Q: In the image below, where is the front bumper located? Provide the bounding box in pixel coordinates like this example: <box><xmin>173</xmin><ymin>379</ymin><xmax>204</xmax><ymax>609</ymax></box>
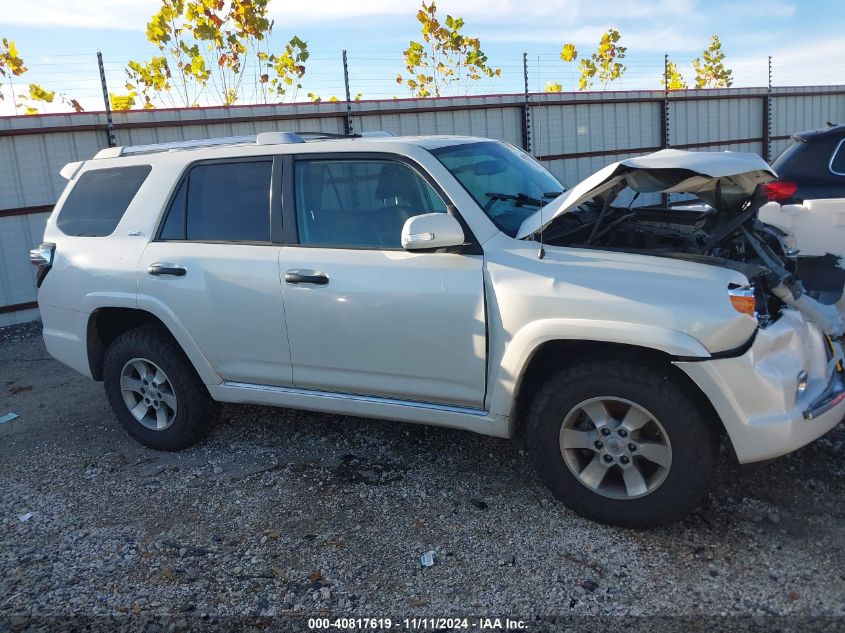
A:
<box><xmin>676</xmin><ymin>310</ymin><xmax>845</xmax><ymax>463</ymax></box>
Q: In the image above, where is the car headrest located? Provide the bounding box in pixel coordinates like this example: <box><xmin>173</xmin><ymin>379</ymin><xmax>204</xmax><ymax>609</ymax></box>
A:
<box><xmin>375</xmin><ymin>163</ymin><xmax>418</xmax><ymax>200</ymax></box>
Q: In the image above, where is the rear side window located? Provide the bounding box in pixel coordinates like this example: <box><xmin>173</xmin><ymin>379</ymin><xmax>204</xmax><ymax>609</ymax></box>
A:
<box><xmin>771</xmin><ymin>140</ymin><xmax>803</xmax><ymax>170</ymax></box>
<box><xmin>57</xmin><ymin>165</ymin><xmax>151</xmax><ymax>237</ymax></box>
<box><xmin>159</xmin><ymin>160</ymin><xmax>272</xmax><ymax>242</ymax></box>
<box><xmin>831</xmin><ymin>140</ymin><xmax>845</xmax><ymax>175</ymax></box>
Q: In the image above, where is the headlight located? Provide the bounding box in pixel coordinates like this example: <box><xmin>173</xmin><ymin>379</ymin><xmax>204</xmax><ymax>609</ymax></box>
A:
<box><xmin>728</xmin><ymin>285</ymin><xmax>756</xmax><ymax>317</ymax></box>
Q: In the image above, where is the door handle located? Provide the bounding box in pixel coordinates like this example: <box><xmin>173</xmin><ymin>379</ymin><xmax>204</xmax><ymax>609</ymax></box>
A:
<box><xmin>285</xmin><ymin>269</ymin><xmax>329</xmax><ymax>285</ymax></box>
<box><xmin>148</xmin><ymin>263</ymin><xmax>187</xmax><ymax>277</ymax></box>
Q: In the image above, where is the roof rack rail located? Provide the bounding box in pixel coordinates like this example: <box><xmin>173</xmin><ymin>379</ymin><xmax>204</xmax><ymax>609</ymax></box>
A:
<box><xmin>92</xmin><ymin>129</ymin><xmax>394</xmax><ymax>159</ymax></box>
<box><xmin>295</xmin><ymin>130</ymin><xmax>394</xmax><ymax>139</ymax></box>
<box><xmin>296</xmin><ymin>131</ymin><xmax>351</xmax><ymax>139</ymax></box>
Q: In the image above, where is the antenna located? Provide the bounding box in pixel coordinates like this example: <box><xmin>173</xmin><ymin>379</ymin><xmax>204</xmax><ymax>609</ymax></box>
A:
<box><xmin>536</xmin><ymin>55</ymin><xmax>545</xmax><ymax>260</ymax></box>
<box><xmin>537</xmin><ymin>198</ymin><xmax>546</xmax><ymax>259</ymax></box>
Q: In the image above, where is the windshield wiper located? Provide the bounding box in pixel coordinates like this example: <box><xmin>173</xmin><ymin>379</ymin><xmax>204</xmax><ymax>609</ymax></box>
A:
<box><xmin>485</xmin><ymin>191</ymin><xmax>562</xmax><ymax>207</ymax></box>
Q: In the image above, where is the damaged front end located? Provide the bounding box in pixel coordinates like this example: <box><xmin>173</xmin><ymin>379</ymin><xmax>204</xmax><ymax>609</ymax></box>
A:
<box><xmin>518</xmin><ymin>149</ymin><xmax>845</xmax><ymax>338</ymax></box>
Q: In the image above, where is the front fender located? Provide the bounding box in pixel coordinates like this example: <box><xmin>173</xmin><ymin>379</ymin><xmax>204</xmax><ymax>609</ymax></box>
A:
<box><xmin>487</xmin><ymin>318</ymin><xmax>711</xmax><ymax>420</ymax></box>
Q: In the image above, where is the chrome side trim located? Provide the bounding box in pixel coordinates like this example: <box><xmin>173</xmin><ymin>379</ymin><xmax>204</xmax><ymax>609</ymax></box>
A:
<box><xmin>803</xmin><ymin>369</ymin><xmax>845</xmax><ymax>420</ymax></box>
<box><xmin>221</xmin><ymin>381</ymin><xmax>489</xmax><ymax>417</ymax></box>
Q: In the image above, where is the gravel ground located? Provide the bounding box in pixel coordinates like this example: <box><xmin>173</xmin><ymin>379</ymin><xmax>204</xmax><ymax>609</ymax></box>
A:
<box><xmin>1</xmin><ymin>320</ymin><xmax>844</xmax><ymax>631</ymax></box>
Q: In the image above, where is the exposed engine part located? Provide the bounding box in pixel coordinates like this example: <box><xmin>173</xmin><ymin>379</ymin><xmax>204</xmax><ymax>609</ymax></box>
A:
<box><xmin>770</xmin><ymin>283</ymin><xmax>844</xmax><ymax>337</ymax></box>
<box><xmin>544</xmin><ymin>186</ymin><xmax>845</xmax><ymax>331</ymax></box>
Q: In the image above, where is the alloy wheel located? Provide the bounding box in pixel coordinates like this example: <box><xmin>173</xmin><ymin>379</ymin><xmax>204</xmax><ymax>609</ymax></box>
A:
<box><xmin>559</xmin><ymin>396</ymin><xmax>672</xmax><ymax>500</ymax></box>
<box><xmin>119</xmin><ymin>358</ymin><xmax>178</xmax><ymax>431</ymax></box>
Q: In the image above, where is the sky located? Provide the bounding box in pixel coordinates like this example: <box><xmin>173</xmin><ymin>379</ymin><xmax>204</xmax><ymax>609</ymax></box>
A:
<box><xmin>0</xmin><ymin>0</ymin><xmax>843</xmax><ymax>114</ymax></box>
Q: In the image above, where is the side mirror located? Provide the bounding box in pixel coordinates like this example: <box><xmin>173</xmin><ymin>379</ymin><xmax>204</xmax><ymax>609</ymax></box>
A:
<box><xmin>401</xmin><ymin>213</ymin><xmax>465</xmax><ymax>251</ymax></box>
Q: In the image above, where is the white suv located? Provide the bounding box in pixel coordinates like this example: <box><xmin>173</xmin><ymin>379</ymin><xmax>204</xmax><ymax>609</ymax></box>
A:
<box><xmin>31</xmin><ymin>132</ymin><xmax>845</xmax><ymax>527</ymax></box>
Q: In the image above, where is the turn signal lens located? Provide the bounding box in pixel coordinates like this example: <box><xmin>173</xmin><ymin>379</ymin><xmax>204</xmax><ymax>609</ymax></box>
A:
<box><xmin>728</xmin><ymin>286</ymin><xmax>756</xmax><ymax>317</ymax></box>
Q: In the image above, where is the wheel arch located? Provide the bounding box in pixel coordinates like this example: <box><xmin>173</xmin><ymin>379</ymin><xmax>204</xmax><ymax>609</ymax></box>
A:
<box><xmin>86</xmin><ymin>306</ymin><xmax>220</xmax><ymax>385</ymax></box>
<box><xmin>502</xmin><ymin>338</ymin><xmax>726</xmax><ymax>442</ymax></box>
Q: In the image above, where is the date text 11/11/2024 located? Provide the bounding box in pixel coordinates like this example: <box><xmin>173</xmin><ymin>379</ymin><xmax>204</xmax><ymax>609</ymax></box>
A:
<box><xmin>307</xmin><ymin>618</ymin><xmax>528</xmax><ymax>630</ymax></box>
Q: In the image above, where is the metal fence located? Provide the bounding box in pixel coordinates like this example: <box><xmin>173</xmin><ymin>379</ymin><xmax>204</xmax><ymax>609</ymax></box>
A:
<box><xmin>1</xmin><ymin>84</ymin><xmax>844</xmax><ymax>325</ymax></box>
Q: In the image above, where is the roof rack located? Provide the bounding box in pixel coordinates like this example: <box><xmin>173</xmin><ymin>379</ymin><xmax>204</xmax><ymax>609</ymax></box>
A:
<box><xmin>92</xmin><ymin>130</ymin><xmax>394</xmax><ymax>159</ymax></box>
<box><xmin>295</xmin><ymin>131</ymin><xmax>394</xmax><ymax>139</ymax></box>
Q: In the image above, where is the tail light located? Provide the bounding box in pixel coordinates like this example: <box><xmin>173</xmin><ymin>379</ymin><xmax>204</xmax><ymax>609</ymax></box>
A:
<box><xmin>29</xmin><ymin>242</ymin><xmax>55</xmax><ymax>288</ymax></box>
<box><xmin>762</xmin><ymin>181</ymin><xmax>798</xmax><ymax>201</ymax></box>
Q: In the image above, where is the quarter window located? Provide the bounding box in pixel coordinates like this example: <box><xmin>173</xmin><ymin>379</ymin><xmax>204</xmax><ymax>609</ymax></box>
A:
<box><xmin>57</xmin><ymin>165</ymin><xmax>151</xmax><ymax>237</ymax></box>
<box><xmin>160</xmin><ymin>160</ymin><xmax>272</xmax><ymax>242</ymax></box>
<box><xmin>294</xmin><ymin>159</ymin><xmax>446</xmax><ymax>248</ymax></box>
<box><xmin>159</xmin><ymin>179</ymin><xmax>187</xmax><ymax>240</ymax></box>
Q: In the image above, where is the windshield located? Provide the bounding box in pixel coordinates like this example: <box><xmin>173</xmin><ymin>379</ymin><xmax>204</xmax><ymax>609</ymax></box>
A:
<box><xmin>430</xmin><ymin>141</ymin><xmax>564</xmax><ymax>237</ymax></box>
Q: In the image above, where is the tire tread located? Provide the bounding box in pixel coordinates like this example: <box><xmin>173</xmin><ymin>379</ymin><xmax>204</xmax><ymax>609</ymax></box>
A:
<box><xmin>525</xmin><ymin>354</ymin><xmax>719</xmax><ymax>528</ymax></box>
<box><xmin>102</xmin><ymin>324</ymin><xmax>216</xmax><ymax>451</ymax></box>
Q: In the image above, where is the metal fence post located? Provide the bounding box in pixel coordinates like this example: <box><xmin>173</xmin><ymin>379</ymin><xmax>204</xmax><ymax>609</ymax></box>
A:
<box><xmin>763</xmin><ymin>55</ymin><xmax>773</xmax><ymax>162</ymax></box>
<box><xmin>97</xmin><ymin>51</ymin><xmax>116</xmax><ymax>147</ymax></box>
<box><xmin>662</xmin><ymin>53</ymin><xmax>670</xmax><ymax>149</ymax></box>
<box><xmin>522</xmin><ymin>52</ymin><xmax>532</xmax><ymax>154</ymax></box>
<box><xmin>342</xmin><ymin>49</ymin><xmax>353</xmax><ymax>136</ymax></box>
<box><xmin>661</xmin><ymin>53</ymin><xmax>670</xmax><ymax>206</ymax></box>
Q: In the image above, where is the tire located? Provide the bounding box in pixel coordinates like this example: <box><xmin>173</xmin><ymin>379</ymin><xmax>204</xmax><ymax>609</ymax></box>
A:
<box><xmin>102</xmin><ymin>324</ymin><xmax>217</xmax><ymax>451</ymax></box>
<box><xmin>525</xmin><ymin>355</ymin><xmax>719</xmax><ymax>528</ymax></box>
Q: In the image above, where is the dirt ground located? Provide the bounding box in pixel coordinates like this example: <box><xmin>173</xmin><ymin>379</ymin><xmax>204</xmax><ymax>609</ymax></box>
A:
<box><xmin>1</xmin><ymin>321</ymin><xmax>844</xmax><ymax>632</ymax></box>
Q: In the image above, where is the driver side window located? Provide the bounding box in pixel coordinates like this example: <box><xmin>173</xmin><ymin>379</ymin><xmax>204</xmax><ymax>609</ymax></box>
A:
<box><xmin>294</xmin><ymin>159</ymin><xmax>446</xmax><ymax>249</ymax></box>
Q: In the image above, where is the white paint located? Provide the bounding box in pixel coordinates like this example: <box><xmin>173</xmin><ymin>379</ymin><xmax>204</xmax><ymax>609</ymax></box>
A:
<box><xmin>760</xmin><ymin>199</ymin><xmax>845</xmax><ymax>258</ymax></box>
<box><xmin>32</xmin><ymin>134</ymin><xmax>845</xmax><ymax>464</ymax></box>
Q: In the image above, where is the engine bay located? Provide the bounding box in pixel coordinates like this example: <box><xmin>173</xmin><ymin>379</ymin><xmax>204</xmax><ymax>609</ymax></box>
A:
<box><xmin>543</xmin><ymin>189</ymin><xmax>845</xmax><ymax>331</ymax></box>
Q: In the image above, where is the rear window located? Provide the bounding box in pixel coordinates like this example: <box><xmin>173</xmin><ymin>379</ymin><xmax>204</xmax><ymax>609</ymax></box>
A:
<box><xmin>57</xmin><ymin>165</ymin><xmax>151</xmax><ymax>237</ymax></box>
<box><xmin>158</xmin><ymin>160</ymin><xmax>272</xmax><ymax>242</ymax></box>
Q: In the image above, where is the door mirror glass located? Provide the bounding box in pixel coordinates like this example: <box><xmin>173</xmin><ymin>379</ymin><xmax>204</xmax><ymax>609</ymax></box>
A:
<box><xmin>401</xmin><ymin>213</ymin><xmax>465</xmax><ymax>250</ymax></box>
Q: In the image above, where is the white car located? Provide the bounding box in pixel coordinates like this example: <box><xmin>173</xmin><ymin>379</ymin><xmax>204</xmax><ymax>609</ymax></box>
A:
<box><xmin>30</xmin><ymin>133</ymin><xmax>845</xmax><ymax>528</ymax></box>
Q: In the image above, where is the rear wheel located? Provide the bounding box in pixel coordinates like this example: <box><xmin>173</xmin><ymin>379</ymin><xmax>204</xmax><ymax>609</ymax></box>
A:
<box><xmin>525</xmin><ymin>356</ymin><xmax>719</xmax><ymax>527</ymax></box>
<box><xmin>103</xmin><ymin>325</ymin><xmax>217</xmax><ymax>451</ymax></box>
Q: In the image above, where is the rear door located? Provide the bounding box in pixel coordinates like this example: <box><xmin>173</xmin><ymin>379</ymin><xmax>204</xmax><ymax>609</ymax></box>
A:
<box><xmin>137</xmin><ymin>157</ymin><xmax>293</xmax><ymax>387</ymax></box>
<box><xmin>279</xmin><ymin>154</ymin><xmax>487</xmax><ymax>408</ymax></box>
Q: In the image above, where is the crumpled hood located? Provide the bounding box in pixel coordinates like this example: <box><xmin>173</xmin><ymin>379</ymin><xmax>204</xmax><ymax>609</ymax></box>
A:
<box><xmin>517</xmin><ymin>149</ymin><xmax>777</xmax><ymax>239</ymax></box>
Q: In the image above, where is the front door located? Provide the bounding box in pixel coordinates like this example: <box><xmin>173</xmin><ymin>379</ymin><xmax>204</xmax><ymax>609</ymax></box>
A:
<box><xmin>279</xmin><ymin>156</ymin><xmax>486</xmax><ymax>408</ymax></box>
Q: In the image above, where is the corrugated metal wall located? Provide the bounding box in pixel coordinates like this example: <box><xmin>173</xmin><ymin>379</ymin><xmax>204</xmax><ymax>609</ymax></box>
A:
<box><xmin>1</xmin><ymin>86</ymin><xmax>843</xmax><ymax>325</ymax></box>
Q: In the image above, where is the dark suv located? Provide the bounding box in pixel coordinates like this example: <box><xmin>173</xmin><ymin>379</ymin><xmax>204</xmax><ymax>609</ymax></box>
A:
<box><xmin>773</xmin><ymin>123</ymin><xmax>845</xmax><ymax>200</ymax></box>
<box><xmin>759</xmin><ymin>123</ymin><xmax>845</xmax><ymax>260</ymax></box>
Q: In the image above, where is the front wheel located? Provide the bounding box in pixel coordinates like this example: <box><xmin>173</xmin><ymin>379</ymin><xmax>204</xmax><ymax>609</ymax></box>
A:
<box><xmin>525</xmin><ymin>356</ymin><xmax>719</xmax><ymax>528</ymax></box>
